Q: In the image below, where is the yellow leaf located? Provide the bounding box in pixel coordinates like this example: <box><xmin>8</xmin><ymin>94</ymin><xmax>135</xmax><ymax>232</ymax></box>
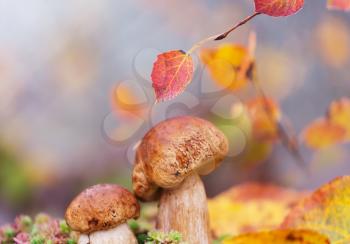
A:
<box><xmin>111</xmin><ymin>81</ymin><xmax>148</xmax><ymax>119</ymax></box>
<box><xmin>223</xmin><ymin>229</ymin><xmax>329</xmax><ymax>244</ymax></box>
<box><xmin>246</xmin><ymin>97</ymin><xmax>281</xmax><ymax>142</ymax></box>
<box><xmin>208</xmin><ymin>183</ymin><xmax>306</xmax><ymax>237</ymax></box>
<box><xmin>302</xmin><ymin>119</ymin><xmax>346</xmax><ymax>149</ymax></box>
<box><xmin>328</xmin><ymin>97</ymin><xmax>350</xmax><ymax>139</ymax></box>
<box><xmin>200</xmin><ymin>44</ymin><xmax>253</xmax><ymax>91</ymax></box>
<box><xmin>282</xmin><ymin>176</ymin><xmax>350</xmax><ymax>243</ymax></box>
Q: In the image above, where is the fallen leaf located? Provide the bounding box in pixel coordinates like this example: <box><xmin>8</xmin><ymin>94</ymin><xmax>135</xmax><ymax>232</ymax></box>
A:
<box><xmin>246</xmin><ymin>97</ymin><xmax>281</xmax><ymax>142</ymax></box>
<box><xmin>302</xmin><ymin>119</ymin><xmax>346</xmax><ymax>149</ymax></box>
<box><xmin>254</xmin><ymin>0</ymin><xmax>304</xmax><ymax>17</ymax></box>
<box><xmin>151</xmin><ymin>50</ymin><xmax>194</xmax><ymax>102</ymax></box>
<box><xmin>208</xmin><ymin>183</ymin><xmax>307</xmax><ymax>237</ymax></box>
<box><xmin>223</xmin><ymin>229</ymin><xmax>329</xmax><ymax>244</ymax></box>
<box><xmin>200</xmin><ymin>44</ymin><xmax>254</xmax><ymax>91</ymax></box>
<box><xmin>328</xmin><ymin>0</ymin><xmax>350</xmax><ymax>10</ymax></box>
<box><xmin>328</xmin><ymin>98</ymin><xmax>350</xmax><ymax>139</ymax></box>
<box><xmin>281</xmin><ymin>175</ymin><xmax>350</xmax><ymax>243</ymax></box>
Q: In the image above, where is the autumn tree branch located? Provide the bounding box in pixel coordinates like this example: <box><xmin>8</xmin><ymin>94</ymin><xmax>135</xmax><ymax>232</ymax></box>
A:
<box><xmin>214</xmin><ymin>12</ymin><xmax>261</xmax><ymax>41</ymax></box>
<box><xmin>187</xmin><ymin>12</ymin><xmax>261</xmax><ymax>54</ymax></box>
<box><xmin>250</xmin><ymin>70</ymin><xmax>310</xmax><ymax>175</ymax></box>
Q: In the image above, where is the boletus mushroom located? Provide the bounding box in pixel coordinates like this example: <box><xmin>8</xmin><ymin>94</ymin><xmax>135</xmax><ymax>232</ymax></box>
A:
<box><xmin>132</xmin><ymin>116</ymin><xmax>228</xmax><ymax>244</ymax></box>
<box><xmin>65</xmin><ymin>184</ymin><xmax>139</xmax><ymax>244</ymax></box>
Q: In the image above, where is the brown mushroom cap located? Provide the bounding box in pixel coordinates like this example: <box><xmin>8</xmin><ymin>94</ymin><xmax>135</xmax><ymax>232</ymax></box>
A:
<box><xmin>65</xmin><ymin>184</ymin><xmax>140</xmax><ymax>233</ymax></box>
<box><xmin>132</xmin><ymin>116</ymin><xmax>228</xmax><ymax>201</ymax></box>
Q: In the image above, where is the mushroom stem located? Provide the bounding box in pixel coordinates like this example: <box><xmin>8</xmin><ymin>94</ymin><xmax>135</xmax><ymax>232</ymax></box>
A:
<box><xmin>78</xmin><ymin>223</ymin><xmax>137</xmax><ymax>244</ymax></box>
<box><xmin>156</xmin><ymin>173</ymin><xmax>210</xmax><ymax>244</ymax></box>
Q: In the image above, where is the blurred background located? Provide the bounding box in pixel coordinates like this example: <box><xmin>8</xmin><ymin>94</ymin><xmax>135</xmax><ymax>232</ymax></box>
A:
<box><xmin>0</xmin><ymin>0</ymin><xmax>350</xmax><ymax>223</ymax></box>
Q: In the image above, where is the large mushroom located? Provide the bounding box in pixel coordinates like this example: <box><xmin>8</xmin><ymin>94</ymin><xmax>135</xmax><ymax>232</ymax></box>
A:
<box><xmin>65</xmin><ymin>184</ymin><xmax>140</xmax><ymax>244</ymax></box>
<box><xmin>132</xmin><ymin>116</ymin><xmax>228</xmax><ymax>244</ymax></box>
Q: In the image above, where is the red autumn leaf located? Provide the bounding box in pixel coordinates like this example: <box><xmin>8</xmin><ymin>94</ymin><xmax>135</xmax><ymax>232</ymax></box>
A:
<box><xmin>151</xmin><ymin>50</ymin><xmax>194</xmax><ymax>102</ymax></box>
<box><xmin>254</xmin><ymin>0</ymin><xmax>304</xmax><ymax>17</ymax></box>
<box><xmin>328</xmin><ymin>0</ymin><xmax>350</xmax><ymax>10</ymax></box>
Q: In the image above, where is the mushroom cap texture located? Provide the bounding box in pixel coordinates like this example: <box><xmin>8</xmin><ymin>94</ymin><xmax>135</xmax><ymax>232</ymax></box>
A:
<box><xmin>65</xmin><ymin>184</ymin><xmax>140</xmax><ymax>233</ymax></box>
<box><xmin>132</xmin><ymin>116</ymin><xmax>229</xmax><ymax>201</ymax></box>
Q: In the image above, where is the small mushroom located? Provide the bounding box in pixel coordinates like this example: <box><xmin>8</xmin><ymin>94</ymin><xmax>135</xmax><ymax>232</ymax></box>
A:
<box><xmin>132</xmin><ymin>116</ymin><xmax>228</xmax><ymax>244</ymax></box>
<box><xmin>65</xmin><ymin>184</ymin><xmax>140</xmax><ymax>244</ymax></box>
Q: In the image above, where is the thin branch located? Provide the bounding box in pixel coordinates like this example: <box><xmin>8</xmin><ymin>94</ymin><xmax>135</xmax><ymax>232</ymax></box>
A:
<box><xmin>187</xmin><ymin>12</ymin><xmax>261</xmax><ymax>55</ymax></box>
<box><xmin>250</xmin><ymin>68</ymin><xmax>310</xmax><ymax>174</ymax></box>
<box><xmin>214</xmin><ymin>12</ymin><xmax>261</xmax><ymax>41</ymax></box>
<box><xmin>187</xmin><ymin>35</ymin><xmax>218</xmax><ymax>55</ymax></box>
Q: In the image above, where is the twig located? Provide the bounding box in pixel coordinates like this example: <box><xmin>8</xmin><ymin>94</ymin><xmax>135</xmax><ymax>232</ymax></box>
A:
<box><xmin>214</xmin><ymin>12</ymin><xmax>261</xmax><ymax>41</ymax></box>
<box><xmin>187</xmin><ymin>12</ymin><xmax>261</xmax><ymax>54</ymax></box>
<box><xmin>250</xmin><ymin>68</ymin><xmax>310</xmax><ymax>174</ymax></box>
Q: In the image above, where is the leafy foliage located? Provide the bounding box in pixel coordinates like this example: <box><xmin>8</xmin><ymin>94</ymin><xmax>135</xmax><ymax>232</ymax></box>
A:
<box><xmin>302</xmin><ymin>119</ymin><xmax>346</xmax><ymax>149</ymax></box>
<box><xmin>200</xmin><ymin>43</ymin><xmax>254</xmax><ymax>91</ymax></box>
<box><xmin>151</xmin><ymin>50</ymin><xmax>193</xmax><ymax>102</ymax></box>
<box><xmin>282</xmin><ymin>176</ymin><xmax>350</xmax><ymax>243</ymax></box>
<box><xmin>302</xmin><ymin>98</ymin><xmax>350</xmax><ymax>149</ymax></box>
<box><xmin>136</xmin><ymin>230</ymin><xmax>185</xmax><ymax>244</ymax></box>
<box><xmin>0</xmin><ymin>214</ymin><xmax>77</xmax><ymax>244</ymax></box>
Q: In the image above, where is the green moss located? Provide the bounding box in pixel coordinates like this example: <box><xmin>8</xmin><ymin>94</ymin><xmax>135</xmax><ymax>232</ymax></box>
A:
<box><xmin>0</xmin><ymin>214</ymin><xmax>78</xmax><ymax>244</ymax></box>
<box><xmin>59</xmin><ymin>220</ymin><xmax>71</xmax><ymax>234</ymax></box>
<box><xmin>137</xmin><ymin>230</ymin><xmax>185</xmax><ymax>244</ymax></box>
<box><xmin>4</xmin><ymin>227</ymin><xmax>16</xmax><ymax>239</ymax></box>
<box><xmin>66</xmin><ymin>239</ymin><xmax>77</xmax><ymax>244</ymax></box>
<box><xmin>30</xmin><ymin>236</ymin><xmax>45</xmax><ymax>244</ymax></box>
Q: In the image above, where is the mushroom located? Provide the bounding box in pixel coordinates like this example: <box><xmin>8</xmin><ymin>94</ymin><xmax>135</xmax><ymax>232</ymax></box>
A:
<box><xmin>132</xmin><ymin>116</ymin><xmax>228</xmax><ymax>244</ymax></box>
<box><xmin>65</xmin><ymin>184</ymin><xmax>140</xmax><ymax>244</ymax></box>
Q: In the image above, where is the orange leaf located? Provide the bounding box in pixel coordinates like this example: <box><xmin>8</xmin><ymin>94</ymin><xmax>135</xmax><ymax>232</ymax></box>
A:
<box><xmin>200</xmin><ymin>44</ymin><xmax>254</xmax><ymax>91</ymax></box>
<box><xmin>151</xmin><ymin>50</ymin><xmax>193</xmax><ymax>102</ymax></box>
<box><xmin>281</xmin><ymin>176</ymin><xmax>350</xmax><ymax>243</ymax></box>
<box><xmin>110</xmin><ymin>82</ymin><xmax>148</xmax><ymax>118</ymax></box>
<box><xmin>208</xmin><ymin>183</ymin><xmax>306</xmax><ymax>237</ymax></box>
<box><xmin>254</xmin><ymin>0</ymin><xmax>304</xmax><ymax>17</ymax></box>
<box><xmin>223</xmin><ymin>229</ymin><xmax>329</xmax><ymax>244</ymax></box>
<box><xmin>302</xmin><ymin>119</ymin><xmax>346</xmax><ymax>149</ymax></box>
<box><xmin>328</xmin><ymin>0</ymin><xmax>350</xmax><ymax>10</ymax></box>
<box><xmin>246</xmin><ymin>97</ymin><xmax>281</xmax><ymax>142</ymax></box>
<box><xmin>328</xmin><ymin>97</ymin><xmax>350</xmax><ymax>139</ymax></box>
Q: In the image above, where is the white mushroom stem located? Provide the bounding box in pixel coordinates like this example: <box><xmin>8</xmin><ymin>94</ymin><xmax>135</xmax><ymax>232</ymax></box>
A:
<box><xmin>78</xmin><ymin>223</ymin><xmax>137</xmax><ymax>244</ymax></box>
<box><xmin>156</xmin><ymin>173</ymin><xmax>211</xmax><ymax>244</ymax></box>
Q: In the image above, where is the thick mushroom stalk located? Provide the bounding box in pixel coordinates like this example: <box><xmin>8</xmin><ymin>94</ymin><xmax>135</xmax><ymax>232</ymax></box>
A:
<box><xmin>78</xmin><ymin>223</ymin><xmax>136</xmax><ymax>244</ymax></box>
<box><xmin>132</xmin><ymin>116</ymin><xmax>228</xmax><ymax>244</ymax></box>
<box><xmin>157</xmin><ymin>174</ymin><xmax>210</xmax><ymax>244</ymax></box>
<box><xmin>65</xmin><ymin>184</ymin><xmax>140</xmax><ymax>244</ymax></box>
